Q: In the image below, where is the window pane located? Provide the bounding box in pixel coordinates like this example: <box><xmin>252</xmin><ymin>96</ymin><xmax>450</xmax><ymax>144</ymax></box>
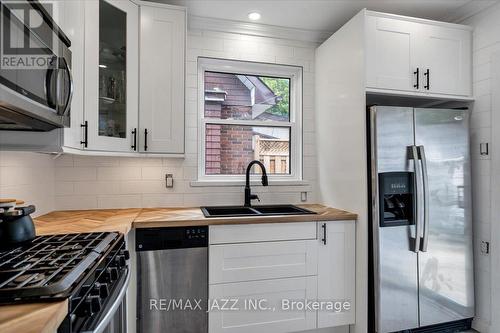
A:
<box><xmin>205</xmin><ymin>124</ymin><xmax>290</xmax><ymax>175</ymax></box>
<box><xmin>204</xmin><ymin>72</ymin><xmax>290</xmax><ymax>122</ymax></box>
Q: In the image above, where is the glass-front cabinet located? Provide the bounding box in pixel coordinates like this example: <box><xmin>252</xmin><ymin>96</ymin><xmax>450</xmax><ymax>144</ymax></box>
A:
<box><xmin>84</xmin><ymin>0</ymin><xmax>138</xmax><ymax>151</ymax></box>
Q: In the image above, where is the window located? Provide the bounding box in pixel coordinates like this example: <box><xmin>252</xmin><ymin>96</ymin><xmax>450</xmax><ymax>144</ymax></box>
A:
<box><xmin>198</xmin><ymin>58</ymin><xmax>303</xmax><ymax>182</ymax></box>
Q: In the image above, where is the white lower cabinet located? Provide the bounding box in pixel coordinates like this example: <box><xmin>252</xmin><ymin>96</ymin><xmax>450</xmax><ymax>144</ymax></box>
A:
<box><xmin>317</xmin><ymin>221</ymin><xmax>356</xmax><ymax>328</ymax></box>
<box><xmin>208</xmin><ymin>220</ymin><xmax>356</xmax><ymax>333</ymax></box>
<box><xmin>209</xmin><ymin>277</ymin><xmax>317</xmax><ymax>333</ymax></box>
<box><xmin>210</xmin><ymin>240</ymin><xmax>318</xmax><ymax>284</ymax></box>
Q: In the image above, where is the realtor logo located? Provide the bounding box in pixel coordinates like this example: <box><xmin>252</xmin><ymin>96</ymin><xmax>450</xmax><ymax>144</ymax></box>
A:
<box><xmin>0</xmin><ymin>1</ymin><xmax>56</xmax><ymax>69</ymax></box>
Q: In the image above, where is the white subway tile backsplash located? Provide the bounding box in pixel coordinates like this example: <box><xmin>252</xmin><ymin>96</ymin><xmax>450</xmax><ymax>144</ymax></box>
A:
<box><xmin>142</xmin><ymin>194</ymin><xmax>184</xmax><ymax>208</ymax></box>
<box><xmin>56</xmin><ymin>195</ymin><xmax>97</xmax><ymax>210</ymax></box>
<box><xmin>97</xmin><ymin>195</ymin><xmax>142</xmax><ymax>209</ymax></box>
<box><xmin>55</xmin><ymin>182</ymin><xmax>74</xmax><ymax>196</ymax></box>
<box><xmin>74</xmin><ymin>181</ymin><xmax>121</xmax><ymax>195</ymax></box>
<box><xmin>97</xmin><ymin>167</ymin><xmax>141</xmax><ymax>181</ymax></box>
<box><xmin>46</xmin><ymin>28</ymin><xmax>318</xmax><ymax>212</ymax></box>
<box><xmin>56</xmin><ymin>167</ymin><xmax>97</xmax><ymax>181</ymax></box>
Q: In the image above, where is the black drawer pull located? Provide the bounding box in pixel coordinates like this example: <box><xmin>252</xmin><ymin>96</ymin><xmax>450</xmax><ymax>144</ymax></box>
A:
<box><xmin>413</xmin><ymin>68</ymin><xmax>419</xmax><ymax>89</ymax></box>
<box><xmin>131</xmin><ymin>128</ymin><xmax>137</xmax><ymax>151</ymax></box>
<box><xmin>424</xmin><ymin>69</ymin><xmax>430</xmax><ymax>90</ymax></box>
<box><xmin>80</xmin><ymin>121</ymin><xmax>88</xmax><ymax>148</ymax></box>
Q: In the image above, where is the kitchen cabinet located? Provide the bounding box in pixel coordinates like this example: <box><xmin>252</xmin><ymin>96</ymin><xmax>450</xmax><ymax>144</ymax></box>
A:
<box><xmin>1</xmin><ymin>0</ymin><xmax>186</xmax><ymax>155</ymax></box>
<box><xmin>365</xmin><ymin>12</ymin><xmax>472</xmax><ymax>97</ymax></box>
<box><xmin>84</xmin><ymin>0</ymin><xmax>139</xmax><ymax>152</ymax></box>
<box><xmin>209</xmin><ymin>277</ymin><xmax>317</xmax><ymax>333</ymax></box>
<box><xmin>365</xmin><ymin>16</ymin><xmax>421</xmax><ymax>92</ymax></box>
<box><xmin>139</xmin><ymin>4</ymin><xmax>186</xmax><ymax>153</ymax></box>
<box><xmin>420</xmin><ymin>25</ymin><xmax>471</xmax><ymax>96</ymax></box>
<box><xmin>317</xmin><ymin>221</ymin><xmax>356</xmax><ymax>328</ymax></box>
<box><xmin>209</xmin><ymin>240</ymin><xmax>318</xmax><ymax>284</ymax></box>
<box><xmin>208</xmin><ymin>221</ymin><xmax>356</xmax><ymax>333</ymax></box>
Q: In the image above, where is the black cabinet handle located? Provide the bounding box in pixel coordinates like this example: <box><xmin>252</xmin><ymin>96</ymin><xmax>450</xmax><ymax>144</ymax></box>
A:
<box><xmin>321</xmin><ymin>223</ymin><xmax>327</xmax><ymax>245</ymax></box>
<box><xmin>413</xmin><ymin>68</ymin><xmax>419</xmax><ymax>89</ymax></box>
<box><xmin>144</xmin><ymin>128</ymin><xmax>148</xmax><ymax>151</ymax></box>
<box><xmin>424</xmin><ymin>69</ymin><xmax>430</xmax><ymax>90</ymax></box>
<box><xmin>80</xmin><ymin>121</ymin><xmax>88</xmax><ymax>148</ymax></box>
<box><xmin>131</xmin><ymin>128</ymin><xmax>137</xmax><ymax>151</ymax></box>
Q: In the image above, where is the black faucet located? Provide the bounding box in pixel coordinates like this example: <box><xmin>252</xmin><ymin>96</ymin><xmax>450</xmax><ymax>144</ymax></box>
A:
<box><xmin>244</xmin><ymin>160</ymin><xmax>269</xmax><ymax>207</ymax></box>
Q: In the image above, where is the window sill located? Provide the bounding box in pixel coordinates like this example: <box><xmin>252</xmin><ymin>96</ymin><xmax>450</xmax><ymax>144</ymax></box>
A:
<box><xmin>190</xmin><ymin>180</ymin><xmax>310</xmax><ymax>187</ymax></box>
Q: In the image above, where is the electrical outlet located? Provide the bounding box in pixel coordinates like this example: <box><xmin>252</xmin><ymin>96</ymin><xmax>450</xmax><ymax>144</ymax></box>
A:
<box><xmin>301</xmin><ymin>192</ymin><xmax>308</xmax><ymax>202</ymax></box>
<box><xmin>480</xmin><ymin>241</ymin><xmax>490</xmax><ymax>255</ymax></box>
<box><xmin>165</xmin><ymin>174</ymin><xmax>174</xmax><ymax>188</ymax></box>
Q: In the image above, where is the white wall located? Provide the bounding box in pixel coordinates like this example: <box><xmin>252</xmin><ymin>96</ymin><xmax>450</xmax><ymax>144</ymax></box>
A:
<box><xmin>0</xmin><ymin>152</ymin><xmax>55</xmax><ymax>217</ymax></box>
<box><xmin>315</xmin><ymin>11</ymin><xmax>367</xmax><ymax>333</ymax></box>
<box><xmin>461</xmin><ymin>3</ymin><xmax>500</xmax><ymax>332</ymax></box>
<box><xmin>53</xmin><ymin>29</ymin><xmax>319</xmax><ymax>210</ymax></box>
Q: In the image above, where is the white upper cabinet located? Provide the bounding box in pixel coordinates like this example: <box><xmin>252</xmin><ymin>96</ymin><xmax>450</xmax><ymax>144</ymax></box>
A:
<box><xmin>420</xmin><ymin>25</ymin><xmax>471</xmax><ymax>96</ymax></box>
<box><xmin>366</xmin><ymin>15</ymin><xmax>421</xmax><ymax>92</ymax></box>
<box><xmin>365</xmin><ymin>11</ymin><xmax>472</xmax><ymax>97</ymax></box>
<box><xmin>139</xmin><ymin>4</ymin><xmax>186</xmax><ymax>154</ymax></box>
<box><xmin>84</xmin><ymin>0</ymin><xmax>139</xmax><ymax>152</ymax></box>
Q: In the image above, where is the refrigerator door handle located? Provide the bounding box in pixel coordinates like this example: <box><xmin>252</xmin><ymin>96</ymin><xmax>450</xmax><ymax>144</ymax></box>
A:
<box><xmin>410</xmin><ymin>145</ymin><xmax>422</xmax><ymax>253</ymax></box>
<box><xmin>418</xmin><ymin>145</ymin><xmax>430</xmax><ymax>252</ymax></box>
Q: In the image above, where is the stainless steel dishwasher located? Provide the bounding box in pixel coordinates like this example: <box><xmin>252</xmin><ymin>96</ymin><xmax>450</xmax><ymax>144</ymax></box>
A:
<box><xmin>136</xmin><ymin>226</ymin><xmax>208</xmax><ymax>333</ymax></box>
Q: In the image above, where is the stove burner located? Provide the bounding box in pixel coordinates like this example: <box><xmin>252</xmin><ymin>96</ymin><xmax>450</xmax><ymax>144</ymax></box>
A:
<box><xmin>60</xmin><ymin>244</ymin><xmax>83</xmax><ymax>251</ymax></box>
<box><xmin>14</xmin><ymin>273</ymin><xmax>46</xmax><ymax>285</ymax></box>
<box><xmin>0</xmin><ymin>261</ymin><xmax>31</xmax><ymax>272</ymax></box>
<box><xmin>0</xmin><ymin>232</ymin><xmax>120</xmax><ymax>303</ymax></box>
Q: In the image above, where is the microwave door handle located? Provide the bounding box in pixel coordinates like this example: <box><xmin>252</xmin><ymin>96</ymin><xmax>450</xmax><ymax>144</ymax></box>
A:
<box><xmin>418</xmin><ymin>145</ymin><xmax>430</xmax><ymax>252</ymax></box>
<box><xmin>410</xmin><ymin>145</ymin><xmax>421</xmax><ymax>253</ymax></box>
<box><xmin>59</xmin><ymin>57</ymin><xmax>74</xmax><ymax>116</ymax></box>
<box><xmin>45</xmin><ymin>56</ymin><xmax>57</xmax><ymax>109</ymax></box>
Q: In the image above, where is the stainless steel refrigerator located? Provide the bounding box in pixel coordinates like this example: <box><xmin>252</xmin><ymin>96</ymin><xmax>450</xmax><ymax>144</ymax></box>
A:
<box><xmin>368</xmin><ymin>106</ymin><xmax>474</xmax><ymax>333</ymax></box>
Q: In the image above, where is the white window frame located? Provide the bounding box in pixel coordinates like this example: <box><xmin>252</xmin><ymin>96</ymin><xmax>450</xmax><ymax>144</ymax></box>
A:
<box><xmin>197</xmin><ymin>57</ymin><xmax>303</xmax><ymax>184</ymax></box>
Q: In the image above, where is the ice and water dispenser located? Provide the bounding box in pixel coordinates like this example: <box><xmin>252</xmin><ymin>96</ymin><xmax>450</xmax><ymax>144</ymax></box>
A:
<box><xmin>378</xmin><ymin>172</ymin><xmax>414</xmax><ymax>227</ymax></box>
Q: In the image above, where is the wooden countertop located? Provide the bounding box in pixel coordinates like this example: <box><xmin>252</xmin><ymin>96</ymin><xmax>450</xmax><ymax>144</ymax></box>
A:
<box><xmin>32</xmin><ymin>204</ymin><xmax>356</xmax><ymax>235</ymax></box>
<box><xmin>1</xmin><ymin>204</ymin><xmax>356</xmax><ymax>332</ymax></box>
<box><xmin>34</xmin><ymin>208</ymin><xmax>142</xmax><ymax>235</ymax></box>
<box><xmin>0</xmin><ymin>300</ymin><xmax>68</xmax><ymax>333</ymax></box>
<box><xmin>134</xmin><ymin>204</ymin><xmax>357</xmax><ymax>228</ymax></box>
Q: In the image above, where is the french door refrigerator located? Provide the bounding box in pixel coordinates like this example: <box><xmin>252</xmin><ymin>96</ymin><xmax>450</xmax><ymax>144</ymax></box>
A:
<box><xmin>368</xmin><ymin>106</ymin><xmax>474</xmax><ymax>333</ymax></box>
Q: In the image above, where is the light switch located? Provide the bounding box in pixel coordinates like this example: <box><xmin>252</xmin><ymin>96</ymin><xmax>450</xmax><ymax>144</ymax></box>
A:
<box><xmin>301</xmin><ymin>192</ymin><xmax>307</xmax><ymax>202</ymax></box>
<box><xmin>165</xmin><ymin>174</ymin><xmax>174</xmax><ymax>188</ymax></box>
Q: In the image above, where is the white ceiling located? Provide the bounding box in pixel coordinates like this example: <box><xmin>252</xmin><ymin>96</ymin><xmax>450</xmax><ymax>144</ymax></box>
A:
<box><xmin>160</xmin><ymin>0</ymin><xmax>498</xmax><ymax>33</ymax></box>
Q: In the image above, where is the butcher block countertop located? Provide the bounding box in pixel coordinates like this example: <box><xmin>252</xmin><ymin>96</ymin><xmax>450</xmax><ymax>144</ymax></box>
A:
<box><xmin>0</xmin><ymin>300</ymin><xmax>68</xmax><ymax>333</ymax></box>
<box><xmin>32</xmin><ymin>204</ymin><xmax>356</xmax><ymax>235</ymax></box>
<box><xmin>134</xmin><ymin>204</ymin><xmax>357</xmax><ymax>228</ymax></box>
<box><xmin>1</xmin><ymin>204</ymin><xmax>355</xmax><ymax>333</ymax></box>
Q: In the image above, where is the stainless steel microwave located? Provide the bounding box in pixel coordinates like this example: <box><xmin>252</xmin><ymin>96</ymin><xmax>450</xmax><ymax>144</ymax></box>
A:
<box><xmin>0</xmin><ymin>0</ymin><xmax>72</xmax><ymax>131</ymax></box>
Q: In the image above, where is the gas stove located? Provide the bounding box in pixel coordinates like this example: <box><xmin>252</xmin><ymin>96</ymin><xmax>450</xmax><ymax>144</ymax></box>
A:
<box><xmin>0</xmin><ymin>232</ymin><xmax>130</xmax><ymax>333</ymax></box>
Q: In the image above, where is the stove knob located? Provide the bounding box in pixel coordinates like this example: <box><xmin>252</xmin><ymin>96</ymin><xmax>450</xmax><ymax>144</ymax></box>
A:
<box><xmin>78</xmin><ymin>295</ymin><xmax>101</xmax><ymax>316</ymax></box>
<box><xmin>115</xmin><ymin>255</ymin><xmax>126</xmax><ymax>267</ymax></box>
<box><xmin>92</xmin><ymin>283</ymin><xmax>109</xmax><ymax>298</ymax></box>
<box><xmin>87</xmin><ymin>295</ymin><xmax>102</xmax><ymax>314</ymax></box>
<box><xmin>121</xmin><ymin>249</ymin><xmax>130</xmax><ymax>260</ymax></box>
<box><xmin>108</xmin><ymin>267</ymin><xmax>119</xmax><ymax>281</ymax></box>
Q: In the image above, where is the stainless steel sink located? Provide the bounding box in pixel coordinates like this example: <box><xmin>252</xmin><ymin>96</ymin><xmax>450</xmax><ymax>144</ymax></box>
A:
<box><xmin>201</xmin><ymin>205</ymin><xmax>316</xmax><ymax>218</ymax></box>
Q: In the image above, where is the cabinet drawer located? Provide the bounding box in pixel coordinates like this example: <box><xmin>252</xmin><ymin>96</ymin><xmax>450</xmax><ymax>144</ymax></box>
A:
<box><xmin>209</xmin><ymin>222</ymin><xmax>316</xmax><ymax>244</ymax></box>
<box><xmin>209</xmin><ymin>276</ymin><xmax>317</xmax><ymax>333</ymax></box>
<box><xmin>210</xmin><ymin>240</ymin><xmax>318</xmax><ymax>284</ymax></box>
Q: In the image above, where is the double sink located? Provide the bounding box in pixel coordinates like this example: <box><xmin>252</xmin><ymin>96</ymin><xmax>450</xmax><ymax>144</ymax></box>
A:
<box><xmin>201</xmin><ymin>204</ymin><xmax>316</xmax><ymax>218</ymax></box>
